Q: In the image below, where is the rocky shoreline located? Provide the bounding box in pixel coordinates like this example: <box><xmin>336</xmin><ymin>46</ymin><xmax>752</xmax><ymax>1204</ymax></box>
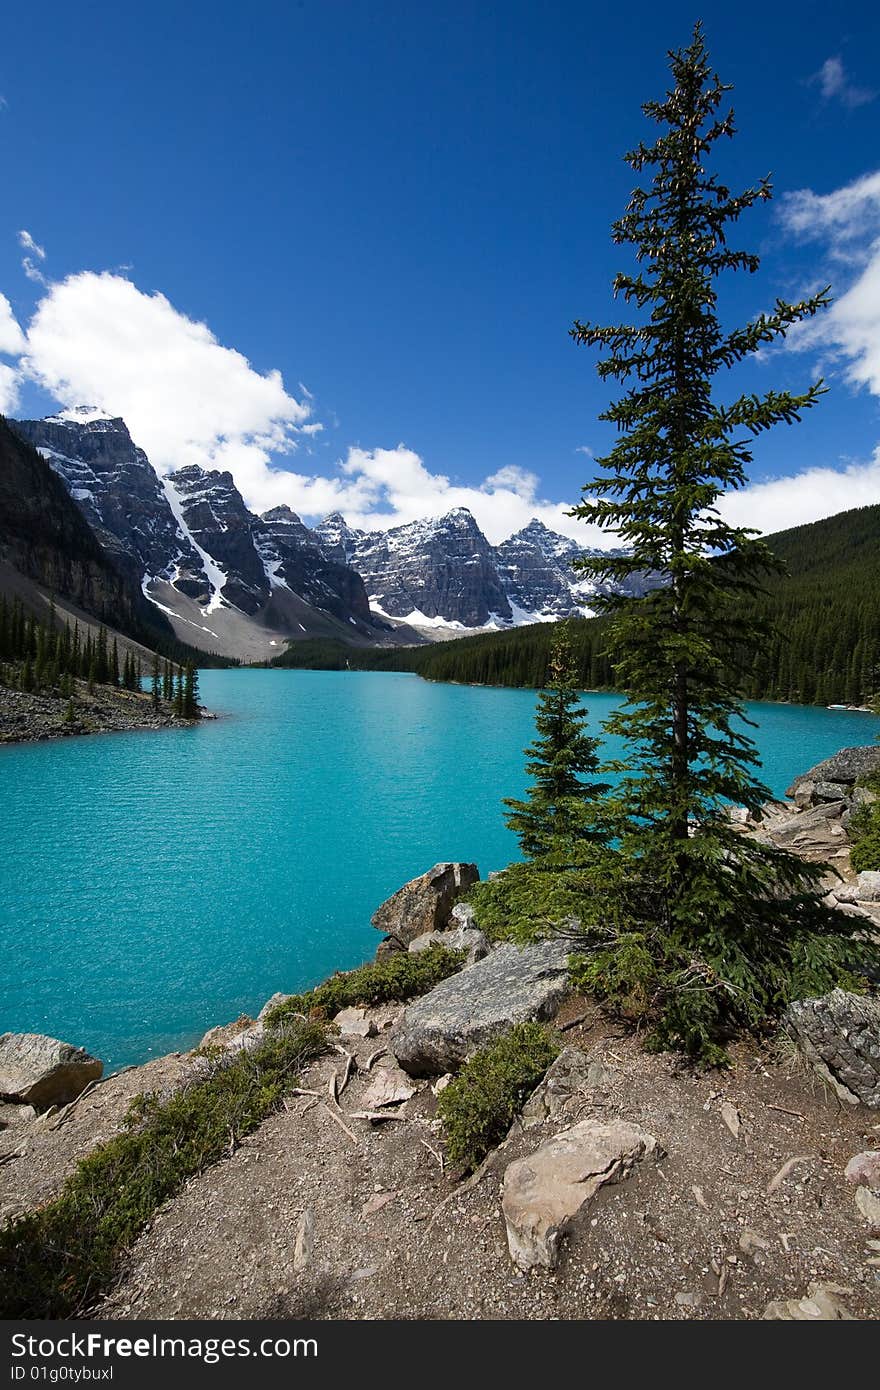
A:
<box><xmin>2</xmin><ymin>752</ymin><xmax>879</xmax><ymax>1320</ymax></box>
<box><xmin>0</xmin><ymin>680</ymin><xmax>208</xmax><ymax>745</ymax></box>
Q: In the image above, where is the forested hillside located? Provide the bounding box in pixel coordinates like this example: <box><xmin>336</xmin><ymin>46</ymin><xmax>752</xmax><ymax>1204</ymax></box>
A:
<box><xmin>272</xmin><ymin>504</ymin><xmax>880</xmax><ymax>706</ymax></box>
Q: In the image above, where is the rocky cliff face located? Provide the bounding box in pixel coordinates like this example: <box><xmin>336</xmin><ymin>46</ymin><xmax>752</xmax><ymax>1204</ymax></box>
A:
<box><xmin>10</xmin><ymin>412</ymin><xmax>378</xmax><ymax>642</ymax></box>
<box><xmin>314</xmin><ymin>509</ymin><xmax>658</xmax><ymax>629</ymax></box>
<box><xmin>0</xmin><ymin>416</ymin><xmax>141</xmax><ymax>626</ymax></box>
<box><xmin>167</xmin><ymin>465</ymin><xmax>270</xmax><ymax>615</ymax></box>
<box><xmin>343</xmin><ymin>508</ymin><xmax>514</xmax><ymax>628</ymax></box>
<box><xmin>254</xmin><ymin>507</ymin><xmax>373</xmax><ymax>627</ymax></box>
<box><xmin>12</xmin><ymin>410</ymin><xmax>209</xmax><ymax>603</ymax></box>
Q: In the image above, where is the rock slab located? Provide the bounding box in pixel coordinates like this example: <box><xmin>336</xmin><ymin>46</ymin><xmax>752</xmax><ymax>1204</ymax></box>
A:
<box><xmin>372</xmin><ymin>862</ymin><xmax>479</xmax><ymax>950</ymax></box>
<box><xmin>391</xmin><ymin>940</ymin><xmax>571</xmax><ymax>1075</ymax></box>
<box><xmin>0</xmin><ymin>1032</ymin><xmax>103</xmax><ymax>1109</ymax></box>
<box><xmin>785</xmin><ymin>990</ymin><xmax>880</xmax><ymax>1109</ymax></box>
<box><xmin>518</xmin><ymin>1047</ymin><xmax>612</xmax><ymax>1131</ymax></box>
<box><xmin>502</xmin><ymin>1119</ymin><xmax>659</xmax><ymax>1270</ymax></box>
<box><xmin>762</xmin><ymin>1283</ymin><xmax>856</xmax><ymax>1321</ymax></box>
<box><xmin>786</xmin><ymin>746</ymin><xmax>880</xmax><ymax>798</ymax></box>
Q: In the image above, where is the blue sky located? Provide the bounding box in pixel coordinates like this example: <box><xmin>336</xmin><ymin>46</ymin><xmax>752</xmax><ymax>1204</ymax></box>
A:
<box><xmin>2</xmin><ymin>1</ymin><xmax>880</xmax><ymax>543</ymax></box>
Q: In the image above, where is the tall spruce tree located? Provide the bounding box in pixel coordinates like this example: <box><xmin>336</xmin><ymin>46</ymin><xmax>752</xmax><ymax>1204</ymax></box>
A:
<box><xmin>183</xmin><ymin>662</ymin><xmax>200</xmax><ymax>719</ymax></box>
<box><xmin>566</xmin><ymin>24</ymin><xmax>877</xmax><ymax>1059</ymax></box>
<box><xmin>504</xmin><ymin>628</ymin><xmax>608</xmax><ymax>859</ymax></box>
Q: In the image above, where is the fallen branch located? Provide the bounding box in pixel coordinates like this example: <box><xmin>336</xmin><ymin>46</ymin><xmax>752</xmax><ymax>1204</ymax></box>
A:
<box><xmin>364</xmin><ymin>1048</ymin><xmax>387</xmax><ymax>1072</ymax></box>
<box><xmin>48</xmin><ymin>1079</ymin><xmax>102</xmax><ymax>1131</ymax></box>
<box><xmin>767</xmin><ymin>1154</ymin><xmax>813</xmax><ymax>1194</ymax></box>
<box><xmin>764</xmin><ymin>1103</ymin><xmax>805</xmax><ymax>1121</ymax></box>
<box><xmin>559</xmin><ymin>1010</ymin><xmax>594</xmax><ymax>1033</ymax></box>
<box><xmin>349</xmin><ymin>1109</ymin><xmax>407</xmax><ymax>1123</ymax></box>
<box><xmin>320</xmin><ymin>1102</ymin><xmax>358</xmax><ymax>1145</ymax></box>
<box><xmin>419</xmin><ymin>1136</ymin><xmax>444</xmax><ymax>1172</ymax></box>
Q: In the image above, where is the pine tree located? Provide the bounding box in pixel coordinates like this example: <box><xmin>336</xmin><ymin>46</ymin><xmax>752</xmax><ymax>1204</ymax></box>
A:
<box><xmin>182</xmin><ymin>662</ymin><xmax>200</xmax><ymax>719</ymax></box>
<box><xmin>151</xmin><ymin>653</ymin><xmax>161</xmax><ymax>709</ymax></box>
<box><xmin>564</xmin><ymin>24</ymin><xmax>877</xmax><ymax>1059</ymax></box>
<box><xmin>504</xmin><ymin>629</ymin><xmax>608</xmax><ymax>859</ymax></box>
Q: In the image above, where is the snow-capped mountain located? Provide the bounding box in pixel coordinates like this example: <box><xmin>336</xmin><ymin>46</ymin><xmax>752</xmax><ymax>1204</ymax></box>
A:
<box><xmin>342</xmin><ymin>507</ymin><xmax>514</xmax><ymax>629</ymax></box>
<box><xmin>9</xmin><ymin>409</ymin><xmax>657</xmax><ymax>653</ymax></box>
<box><xmin>12</xmin><ymin>409</ymin><xmax>209</xmax><ymax>603</ymax></box>
<box><xmin>10</xmin><ymin>411</ymin><xmax>379</xmax><ymax>654</ymax></box>
<box><xmin>313</xmin><ymin>508</ymin><xmax>654</xmax><ymax>630</ymax></box>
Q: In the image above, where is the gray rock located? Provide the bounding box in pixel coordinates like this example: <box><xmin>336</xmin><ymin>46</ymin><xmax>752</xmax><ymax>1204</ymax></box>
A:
<box><xmin>767</xmin><ymin>800</ymin><xmax>848</xmax><ymax>858</ymax></box>
<box><xmin>852</xmin><ymin>786</ymin><xmax>878</xmax><ymax>809</ymax></box>
<box><xmin>198</xmin><ymin>1017</ymin><xmax>265</xmax><ymax>1055</ymax></box>
<box><xmin>791</xmin><ymin>781</ymin><xmax>816</xmax><ymax>809</ymax></box>
<box><xmin>333</xmin><ymin>1007</ymin><xmax>378</xmax><ymax>1039</ymax></box>
<box><xmin>785</xmin><ymin>990</ymin><xmax>880</xmax><ymax>1108</ymax></box>
<box><xmin>408</xmin><ymin>924</ymin><xmax>490</xmax><ymax>964</ymax></box>
<box><xmin>762</xmin><ymin>1283</ymin><xmax>856</xmax><ymax>1321</ymax></box>
<box><xmin>518</xmin><ymin>1047</ymin><xmax>612</xmax><ymax>1130</ymax></box>
<box><xmin>372</xmin><ymin>862</ymin><xmax>480</xmax><ymax>950</ymax></box>
<box><xmin>0</xmin><ymin>1032</ymin><xmax>103</xmax><ymax>1110</ymax></box>
<box><xmin>855</xmin><ymin>1186</ymin><xmax>880</xmax><ymax>1227</ymax></box>
<box><xmin>835</xmin><ymin>882</ymin><xmax>861</xmax><ymax>904</ymax></box>
<box><xmin>845</xmin><ymin>1151</ymin><xmax>880</xmax><ymax>1187</ymax></box>
<box><xmin>449</xmin><ymin>902</ymin><xmax>478</xmax><ymax>930</ymax></box>
<box><xmin>293</xmin><ymin>1209</ymin><xmax>315</xmax><ymax>1271</ymax></box>
<box><xmin>358</xmin><ymin>1063</ymin><xmax>416</xmax><ymax>1110</ymax></box>
<box><xmin>501</xmin><ymin>1119</ymin><xmax>659</xmax><ymax>1270</ymax></box>
<box><xmin>257</xmin><ymin>992</ymin><xmax>297</xmax><ymax>1021</ymax></box>
<box><xmin>858</xmin><ymin>871</ymin><xmax>880</xmax><ymax>902</ymax></box>
<box><xmin>786</xmin><ymin>747</ymin><xmax>880</xmax><ymax>798</ymax></box>
<box><xmin>0</xmin><ymin>1102</ymin><xmax>37</xmax><ymax>1128</ymax></box>
<box><xmin>813</xmin><ymin>780</ymin><xmax>851</xmax><ymax>803</ymax></box>
<box><xmin>391</xmin><ymin>940</ymin><xmax>572</xmax><ymax>1075</ymax></box>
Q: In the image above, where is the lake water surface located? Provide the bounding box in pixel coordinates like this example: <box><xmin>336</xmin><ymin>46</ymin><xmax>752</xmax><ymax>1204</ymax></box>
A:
<box><xmin>1</xmin><ymin>670</ymin><xmax>876</xmax><ymax>1069</ymax></box>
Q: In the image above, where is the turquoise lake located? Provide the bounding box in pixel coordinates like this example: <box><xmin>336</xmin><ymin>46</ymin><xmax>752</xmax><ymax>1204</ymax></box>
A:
<box><xmin>1</xmin><ymin>670</ymin><xmax>877</xmax><ymax>1071</ymax></box>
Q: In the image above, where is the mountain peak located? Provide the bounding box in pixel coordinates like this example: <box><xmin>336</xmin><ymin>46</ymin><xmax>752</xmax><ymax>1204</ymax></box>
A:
<box><xmin>261</xmin><ymin>505</ymin><xmax>303</xmax><ymax>525</ymax></box>
<box><xmin>47</xmin><ymin>405</ymin><xmax>116</xmax><ymax>425</ymax></box>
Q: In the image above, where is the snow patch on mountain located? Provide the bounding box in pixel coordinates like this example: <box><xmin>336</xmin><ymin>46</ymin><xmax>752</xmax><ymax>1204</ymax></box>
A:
<box><xmin>160</xmin><ymin>476</ymin><xmax>228</xmax><ymax>614</ymax></box>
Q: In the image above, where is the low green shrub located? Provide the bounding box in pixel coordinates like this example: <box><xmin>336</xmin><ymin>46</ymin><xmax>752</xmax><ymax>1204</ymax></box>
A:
<box><xmin>437</xmin><ymin>1023</ymin><xmax>559</xmax><ymax>1173</ymax></box>
<box><xmin>848</xmin><ymin>781</ymin><xmax>880</xmax><ymax>872</ymax></box>
<box><xmin>266</xmin><ymin>944</ymin><xmax>465</xmax><ymax>1025</ymax></box>
<box><xmin>0</xmin><ymin>1016</ymin><xmax>326</xmax><ymax>1319</ymax></box>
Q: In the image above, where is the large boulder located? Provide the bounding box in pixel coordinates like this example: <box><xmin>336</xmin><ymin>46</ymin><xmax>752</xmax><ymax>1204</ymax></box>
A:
<box><xmin>372</xmin><ymin>862</ymin><xmax>480</xmax><ymax>952</ymax></box>
<box><xmin>390</xmin><ymin>940</ymin><xmax>571</xmax><ymax>1075</ymax></box>
<box><xmin>787</xmin><ymin>747</ymin><xmax>880</xmax><ymax>801</ymax></box>
<box><xmin>785</xmin><ymin>990</ymin><xmax>880</xmax><ymax>1109</ymax></box>
<box><xmin>766</xmin><ymin>801</ymin><xmax>848</xmax><ymax>859</ymax></box>
<box><xmin>502</xmin><ymin>1119</ymin><xmax>659</xmax><ymax>1270</ymax></box>
<box><xmin>0</xmin><ymin>1032</ymin><xmax>103</xmax><ymax>1109</ymax></box>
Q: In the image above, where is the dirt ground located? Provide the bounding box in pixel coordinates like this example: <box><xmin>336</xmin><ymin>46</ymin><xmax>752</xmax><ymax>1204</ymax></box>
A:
<box><xmin>5</xmin><ymin>996</ymin><xmax>876</xmax><ymax>1322</ymax></box>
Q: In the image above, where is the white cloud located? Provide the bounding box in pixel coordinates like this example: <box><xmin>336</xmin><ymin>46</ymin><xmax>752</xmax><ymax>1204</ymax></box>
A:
<box><xmin>0</xmin><ymin>363</ymin><xmax>21</xmax><ymax>415</ymax></box>
<box><xmin>20</xmin><ymin>272</ymin><xmax>312</xmax><ymax>490</ymax></box>
<box><xmin>780</xmin><ymin>169</ymin><xmax>880</xmax><ymax>256</ymax></box>
<box><xmin>809</xmin><ymin>56</ymin><xmax>875</xmax><ymax>110</ymax></box>
<box><xmin>18</xmin><ymin>230</ymin><xmax>46</xmax><ymax>261</ymax></box>
<box><xmin>319</xmin><ymin>445</ymin><xmax>610</xmax><ymax>546</ymax></box>
<box><xmin>720</xmin><ymin>450</ymin><xmax>880</xmax><ymax>535</ymax></box>
<box><xmin>780</xmin><ymin>169</ymin><xmax>880</xmax><ymax>396</ymax></box>
<box><xmin>0</xmin><ymin>294</ymin><xmax>25</xmax><ymax>356</ymax></box>
<box><xmin>18</xmin><ymin>230</ymin><xmax>48</xmax><ymax>286</ymax></box>
<box><xmin>0</xmin><ymin>266</ymin><xmax>616</xmax><ymax>544</ymax></box>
